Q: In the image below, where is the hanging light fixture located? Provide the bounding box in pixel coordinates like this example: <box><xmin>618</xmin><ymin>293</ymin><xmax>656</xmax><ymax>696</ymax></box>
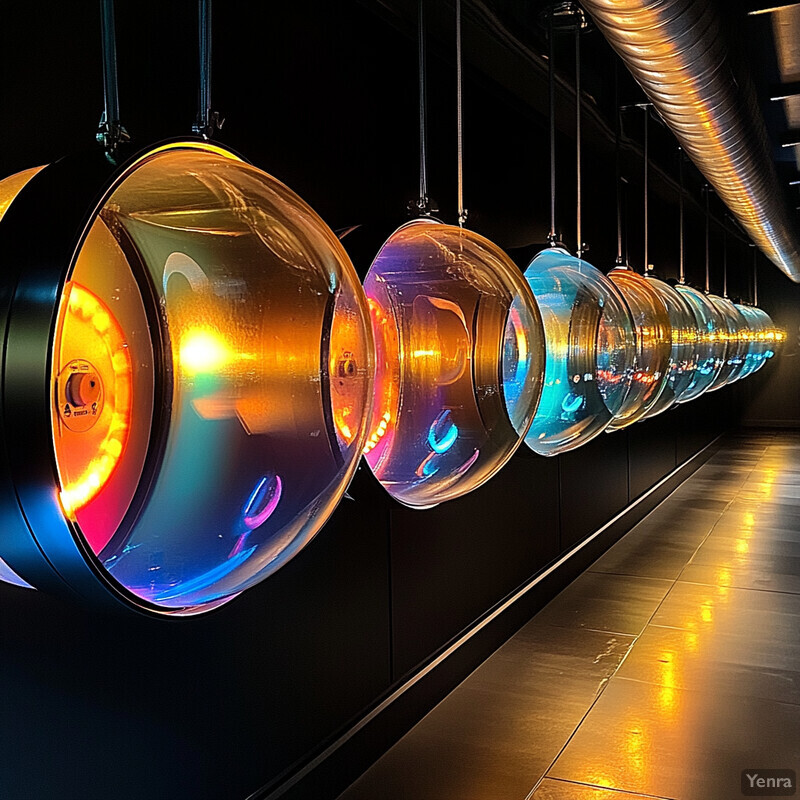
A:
<box><xmin>360</xmin><ymin>0</ymin><xmax>544</xmax><ymax>508</ymax></box>
<box><xmin>736</xmin><ymin>249</ymin><xmax>785</xmax><ymax>377</ymax></box>
<box><xmin>0</xmin><ymin>0</ymin><xmax>374</xmax><ymax>614</ymax></box>
<box><xmin>525</xmin><ymin>6</ymin><xmax>634</xmax><ymax>455</ymax></box>
<box><xmin>606</xmin><ymin>105</ymin><xmax>672</xmax><ymax>429</ymax></box>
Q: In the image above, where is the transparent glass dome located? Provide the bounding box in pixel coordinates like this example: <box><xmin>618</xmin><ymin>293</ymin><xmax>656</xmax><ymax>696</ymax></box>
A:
<box><xmin>674</xmin><ymin>284</ymin><xmax>726</xmax><ymax>403</ymax></box>
<box><xmin>756</xmin><ymin>309</ymin><xmax>785</xmax><ymax>367</ymax></box>
<box><xmin>362</xmin><ymin>219</ymin><xmax>544</xmax><ymax>508</ymax></box>
<box><xmin>0</xmin><ymin>143</ymin><xmax>375</xmax><ymax>613</ymax></box>
<box><xmin>642</xmin><ymin>276</ymin><xmax>698</xmax><ymax>418</ymax></box>
<box><xmin>707</xmin><ymin>295</ymin><xmax>749</xmax><ymax>390</ymax></box>
<box><xmin>606</xmin><ymin>268</ymin><xmax>672</xmax><ymax>429</ymax></box>
<box><xmin>523</xmin><ymin>248</ymin><xmax>635</xmax><ymax>455</ymax></box>
<box><xmin>737</xmin><ymin>305</ymin><xmax>784</xmax><ymax>377</ymax></box>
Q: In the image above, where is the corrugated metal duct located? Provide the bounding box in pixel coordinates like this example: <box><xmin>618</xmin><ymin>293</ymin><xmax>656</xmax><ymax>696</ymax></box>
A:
<box><xmin>581</xmin><ymin>0</ymin><xmax>800</xmax><ymax>282</ymax></box>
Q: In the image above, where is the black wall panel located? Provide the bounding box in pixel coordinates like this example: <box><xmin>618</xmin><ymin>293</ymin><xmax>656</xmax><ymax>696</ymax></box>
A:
<box><xmin>628</xmin><ymin>410</ymin><xmax>678</xmax><ymax>500</ymax></box>
<box><xmin>390</xmin><ymin>446</ymin><xmax>560</xmax><ymax>679</ymax></box>
<box><xmin>559</xmin><ymin>429</ymin><xmax>630</xmax><ymax>550</ymax></box>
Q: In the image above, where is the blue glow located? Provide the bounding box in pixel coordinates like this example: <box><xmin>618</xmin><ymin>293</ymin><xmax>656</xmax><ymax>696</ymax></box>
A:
<box><xmin>427</xmin><ymin>410</ymin><xmax>458</xmax><ymax>454</ymax></box>
<box><xmin>561</xmin><ymin>392</ymin><xmax>584</xmax><ymax>415</ymax></box>
<box><xmin>523</xmin><ymin>248</ymin><xmax>634</xmax><ymax>456</ymax></box>
<box><xmin>150</xmin><ymin>546</ymin><xmax>257</xmax><ymax>602</ymax></box>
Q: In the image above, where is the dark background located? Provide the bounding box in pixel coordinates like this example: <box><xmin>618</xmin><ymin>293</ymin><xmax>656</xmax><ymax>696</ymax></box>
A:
<box><xmin>0</xmin><ymin>2</ymin><xmax>797</xmax><ymax>799</ymax></box>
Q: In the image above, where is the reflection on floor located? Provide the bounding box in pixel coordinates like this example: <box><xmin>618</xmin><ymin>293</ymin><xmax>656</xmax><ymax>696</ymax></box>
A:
<box><xmin>337</xmin><ymin>430</ymin><xmax>800</xmax><ymax>800</ymax></box>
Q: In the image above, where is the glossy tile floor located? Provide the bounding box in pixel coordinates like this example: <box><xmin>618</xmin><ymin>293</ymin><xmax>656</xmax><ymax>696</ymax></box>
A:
<box><xmin>337</xmin><ymin>431</ymin><xmax>800</xmax><ymax>800</ymax></box>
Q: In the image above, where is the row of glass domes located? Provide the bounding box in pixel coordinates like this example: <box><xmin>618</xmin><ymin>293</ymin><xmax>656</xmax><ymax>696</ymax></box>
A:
<box><xmin>0</xmin><ymin>142</ymin><xmax>784</xmax><ymax>614</ymax></box>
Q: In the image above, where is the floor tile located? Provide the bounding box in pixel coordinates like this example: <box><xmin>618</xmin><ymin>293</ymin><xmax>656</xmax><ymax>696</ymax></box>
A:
<box><xmin>679</xmin><ymin>562</ymin><xmax>800</xmax><ymax>594</ymax></box>
<box><xmin>531</xmin><ymin>778</ymin><xmax>673</xmax><ymax>799</ymax></box>
<box><xmin>479</xmin><ymin>624</ymin><xmax>635</xmax><ymax>690</ymax></box>
<box><xmin>590</xmin><ymin>535</ymin><xmax>699</xmax><ymax>581</ymax></box>
<box><xmin>627</xmin><ymin>506</ymin><xmax>722</xmax><ymax>539</ymax></box>
<box><xmin>615</xmin><ymin>623</ymin><xmax>800</xmax><ymax>705</ymax></box>
<box><xmin>651</xmin><ymin>580</ymin><xmax>800</xmax><ymax>633</ymax></box>
<box><xmin>533</xmin><ymin>573</ymin><xmax>671</xmax><ymax>636</ymax></box>
<box><xmin>548</xmin><ymin>678</ymin><xmax>800</xmax><ymax>800</ymax></box>
<box><xmin>691</xmin><ymin>530</ymin><xmax>800</xmax><ymax>561</ymax></box>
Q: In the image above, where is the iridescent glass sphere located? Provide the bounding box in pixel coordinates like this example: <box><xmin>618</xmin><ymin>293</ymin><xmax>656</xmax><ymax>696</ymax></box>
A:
<box><xmin>362</xmin><ymin>219</ymin><xmax>545</xmax><ymax>508</ymax></box>
<box><xmin>674</xmin><ymin>284</ymin><xmax>726</xmax><ymax>403</ymax></box>
<box><xmin>606</xmin><ymin>268</ymin><xmax>672</xmax><ymax>429</ymax></box>
<box><xmin>642</xmin><ymin>276</ymin><xmax>698</xmax><ymax>418</ymax></box>
<box><xmin>523</xmin><ymin>248</ymin><xmax>635</xmax><ymax>455</ymax></box>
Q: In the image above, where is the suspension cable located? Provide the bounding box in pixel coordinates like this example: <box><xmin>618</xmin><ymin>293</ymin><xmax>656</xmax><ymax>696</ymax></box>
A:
<box><xmin>96</xmin><ymin>0</ymin><xmax>129</xmax><ymax>157</ymax></box>
<box><xmin>723</xmin><ymin>228</ymin><xmax>728</xmax><ymax>298</ymax></box>
<box><xmin>614</xmin><ymin>65</ymin><xmax>624</xmax><ymax>265</ymax></box>
<box><xmin>643</xmin><ymin>106</ymin><xmax>649</xmax><ymax>273</ymax></box>
<box><xmin>575</xmin><ymin>19</ymin><xmax>583</xmax><ymax>257</ymax></box>
<box><xmin>678</xmin><ymin>148</ymin><xmax>685</xmax><ymax>284</ymax></box>
<box><xmin>193</xmin><ymin>0</ymin><xmax>223</xmax><ymax>139</ymax></box>
<box><xmin>415</xmin><ymin>0</ymin><xmax>430</xmax><ymax>215</ymax></box>
<box><xmin>753</xmin><ymin>247</ymin><xmax>759</xmax><ymax>306</ymax></box>
<box><xmin>704</xmin><ymin>184</ymin><xmax>711</xmax><ymax>293</ymax></box>
<box><xmin>456</xmin><ymin>0</ymin><xmax>467</xmax><ymax>226</ymax></box>
<box><xmin>547</xmin><ymin>12</ymin><xmax>557</xmax><ymax>245</ymax></box>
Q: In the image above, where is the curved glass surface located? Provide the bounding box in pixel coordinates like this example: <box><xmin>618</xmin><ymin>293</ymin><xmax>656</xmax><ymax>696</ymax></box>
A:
<box><xmin>707</xmin><ymin>295</ymin><xmax>749</xmax><ymax>390</ymax></box>
<box><xmin>606</xmin><ymin>268</ymin><xmax>672</xmax><ymax>429</ymax></box>
<box><xmin>736</xmin><ymin>304</ymin><xmax>767</xmax><ymax>379</ymax></box>
<box><xmin>50</xmin><ymin>143</ymin><xmax>374</xmax><ymax>612</ymax></box>
<box><xmin>738</xmin><ymin>306</ymin><xmax>784</xmax><ymax>375</ymax></box>
<box><xmin>0</xmin><ymin>166</ymin><xmax>44</xmax><ymax>222</ymax></box>
<box><xmin>362</xmin><ymin>219</ymin><xmax>544</xmax><ymax>508</ymax></box>
<box><xmin>523</xmin><ymin>248</ymin><xmax>635</xmax><ymax>455</ymax></box>
<box><xmin>756</xmin><ymin>309</ymin><xmax>785</xmax><ymax>367</ymax></box>
<box><xmin>642</xmin><ymin>276</ymin><xmax>698</xmax><ymax>418</ymax></box>
<box><xmin>0</xmin><ymin>166</ymin><xmax>46</xmax><ymax>589</ymax></box>
<box><xmin>674</xmin><ymin>284</ymin><xmax>726</xmax><ymax>403</ymax></box>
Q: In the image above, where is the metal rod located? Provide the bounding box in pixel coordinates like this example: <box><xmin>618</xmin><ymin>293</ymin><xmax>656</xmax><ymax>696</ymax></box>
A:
<box><xmin>679</xmin><ymin>149</ymin><xmax>685</xmax><ymax>283</ymax></box>
<box><xmin>705</xmin><ymin>185</ymin><xmax>711</xmax><ymax>293</ymax></box>
<box><xmin>575</xmin><ymin>22</ymin><xmax>583</xmax><ymax>257</ymax></box>
<box><xmin>193</xmin><ymin>0</ymin><xmax>222</xmax><ymax>139</ymax></box>
<box><xmin>643</xmin><ymin>107</ymin><xmax>649</xmax><ymax>273</ymax></box>
<box><xmin>723</xmin><ymin>229</ymin><xmax>728</xmax><ymax>298</ymax></box>
<box><xmin>615</xmin><ymin>65</ymin><xmax>624</xmax><ymax>265</ymax></box>
<box><xmin>456</xmin><ymin>0</ymin><xmax>467</xmax><ymax>226</ymax></box>
<box><xmin>547</xmin><ymin>13</ymin><xmax>557</xmax><ymax>245</ymax></box>
<box><xmin>96</xmin><ymin>0</ymin><xmax>128</xmax><ymax>154</ymax></box>
<box><xmin>417</xmin><ymin>0</ymin><xmax>430</xmax><ymax>214</ymax></box>
<box><xmin>754</xmin><ymin>247</ymin><xmax>759</xmax><ymax>306</ymax></box>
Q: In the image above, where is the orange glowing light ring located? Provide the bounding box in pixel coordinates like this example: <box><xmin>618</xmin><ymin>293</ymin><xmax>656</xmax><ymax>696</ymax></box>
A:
<box><xmin>55</xmin><ymin>283</ymin><xmax>133</xmax><ymax>516</ymax></box>
<box><xmin>362</xmin><ymin>296</ymin><xmax>398</xmax><ymax>458</ymax></box>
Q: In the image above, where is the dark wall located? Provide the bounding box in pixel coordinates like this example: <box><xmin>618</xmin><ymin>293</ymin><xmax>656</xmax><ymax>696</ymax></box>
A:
<box><xmin>741</xmin><ymin>262</ymin><xmax>800</xmax><ymax>426</ymax></box>
<box><xmin>0</xmin><ymin>2</ymin><xmax>772</xmax><ymax>799</ymax></box>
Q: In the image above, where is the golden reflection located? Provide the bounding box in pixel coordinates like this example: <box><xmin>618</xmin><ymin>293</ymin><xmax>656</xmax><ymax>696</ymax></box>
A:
<box><xmin>179</xmin><ymin>328</ymin><xmax>233</xmax><ymax>375</ymax></box>
<box><xmin>657</xmin><ymin>650</ymin><xmax>677</xmax><ymax>715</ymax></box>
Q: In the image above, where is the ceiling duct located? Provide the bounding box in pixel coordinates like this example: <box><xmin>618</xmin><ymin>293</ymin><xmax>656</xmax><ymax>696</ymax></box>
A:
<box><xmin>581</xmin><ymin>0</ymin><xmax>800</xmax><ymax>282</ymax></box>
